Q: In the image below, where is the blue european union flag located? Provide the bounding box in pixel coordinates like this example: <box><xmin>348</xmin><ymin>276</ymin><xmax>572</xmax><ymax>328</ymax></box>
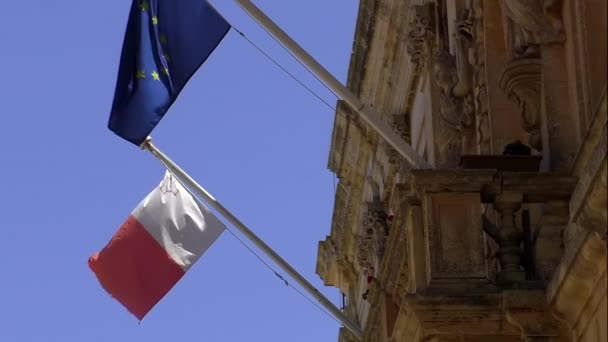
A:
<box><xmin>108</xmin><ymin>0</ymin><xmax>230</xmax><ymax>145</ymax></box>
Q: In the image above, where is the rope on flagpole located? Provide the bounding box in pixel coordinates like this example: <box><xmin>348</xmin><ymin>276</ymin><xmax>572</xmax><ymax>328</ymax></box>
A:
<box><xmin>231</xmin><ymin>26</ymin><xmax>338</xmax><ymax>113</ymax></box>
<box><xmin>224</xmin><ymin>226</ymin><xmax>344</xmax><ymax>326</ymax></box>
<box><xmin>232</xmin><ymin>0</ymin><xmax>341</xmax><ymax>101</ymax></box>
<box><xmin>229</xmin><ymin>26</ymin><xmax>353</xmax><ymax>326</ymax></box>
<box><xmin>231</xmin><ymin>25</ymin><xmax>360</xmax><ymax>188</ymax></box>
<box><xmin>147</xmin><ymin>142</ymin><xmax>345</xmax><ymax>328</ymax></box>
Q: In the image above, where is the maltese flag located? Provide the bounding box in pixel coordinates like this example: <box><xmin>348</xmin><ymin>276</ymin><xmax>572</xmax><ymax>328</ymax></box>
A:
<box><xmin>89</xmin><ymin>171</ymin><xmax>225</xmax><ymax>320</ymax></box>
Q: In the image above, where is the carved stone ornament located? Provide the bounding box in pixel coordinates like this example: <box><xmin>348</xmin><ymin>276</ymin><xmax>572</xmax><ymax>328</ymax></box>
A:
<box><xmin>499</xmin><ymin>58</ymin><xmax>543</xmax><ymax>150</ymax></box>
<box><xmin>502</xmin><ymin>0</ymin><xmax>565</xmax><ymax>58</ymax></box>
<box><xmin>406</xmin><ymin>4</ymin><xmax>436</xmax><ymax>73</ymax></box>
<box><xmin>432</xmin><ymin>19</ymin><xmax>476</xmax><ymax>167</ymax></box>
<box><xmin>382</xmin><ymin>142</ymin><xmax>412</xmax><ymax>175</ymax></box>
<box><xmin>356</xmin><ymin>201</ymin><xmax>389</xmax><ymax>273</ymax></box>
<box><xmin>470</xmin><ymin>0</ymin><xmax>492</xmax><ymax>154</ymax></box>
<box><xmin>384</xmin><ymin>142</ymin><xmax>401</xmax><ymax>166</ymax></box>
<box><xmin>392</xmin><ymin>114</ymin><xmax>411</xmax><ymax>144</ymax></box>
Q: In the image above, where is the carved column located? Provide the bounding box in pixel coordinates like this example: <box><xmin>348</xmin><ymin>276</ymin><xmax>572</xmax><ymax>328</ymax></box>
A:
<box><xmin>488</xmin><ymin>193</ymin><xmax>526</xmax><ymax>283</ymax></box>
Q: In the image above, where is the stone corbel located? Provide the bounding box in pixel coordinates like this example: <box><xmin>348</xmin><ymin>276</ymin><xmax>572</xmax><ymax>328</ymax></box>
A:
<box><xmin>499</xmin><ymin>58</ymin><xmax>543</xmax><ymax>151</ymax></box>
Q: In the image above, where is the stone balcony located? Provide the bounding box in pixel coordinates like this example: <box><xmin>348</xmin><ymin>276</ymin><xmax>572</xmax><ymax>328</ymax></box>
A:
<box><xmin>332</xmin><ymin>166</ymin><xmax>580</xmax><ymax>341</ymax></box>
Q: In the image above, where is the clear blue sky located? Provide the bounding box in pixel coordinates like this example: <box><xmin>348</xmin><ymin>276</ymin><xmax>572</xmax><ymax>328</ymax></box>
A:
<box><xmin>0</xmin><ymin>1</ymin><xmax>358</xmax><ymax>341</ymax></box>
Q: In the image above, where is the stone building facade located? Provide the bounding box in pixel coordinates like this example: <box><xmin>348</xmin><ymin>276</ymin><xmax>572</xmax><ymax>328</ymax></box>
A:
<box><xmin>316</xmin><ymin>0</ymin><xmax>606</xmax><ymax>341</ymax></box>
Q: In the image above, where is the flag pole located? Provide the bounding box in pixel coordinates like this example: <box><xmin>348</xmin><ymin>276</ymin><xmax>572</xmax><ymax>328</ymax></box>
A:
<box><xmin>232</xmin><ymin>0</ymin><xmax>430</xmax><ymax>169</ymax></box>
<box><xmin>141</xmin><ymin>137</ymin><xmax>364</xmax><ymax>340</ymax></box>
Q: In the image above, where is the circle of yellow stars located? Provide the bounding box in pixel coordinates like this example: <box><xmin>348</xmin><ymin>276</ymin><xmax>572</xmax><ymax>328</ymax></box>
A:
<box><xmin>136</xmin><ymin>1</ymin><xmax>170</xmax><ymax>81</ymax></box>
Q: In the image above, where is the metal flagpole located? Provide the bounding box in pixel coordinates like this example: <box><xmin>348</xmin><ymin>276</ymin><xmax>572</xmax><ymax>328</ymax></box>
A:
<box><xmin>233</xmin><ymin>0</ymin><xmax>430</xmax><ymax>169</ymax></box>
<box><xmin>142</xmin><ymin>137</ymin><xmax>364</xmax><ymax>339</ymax></box>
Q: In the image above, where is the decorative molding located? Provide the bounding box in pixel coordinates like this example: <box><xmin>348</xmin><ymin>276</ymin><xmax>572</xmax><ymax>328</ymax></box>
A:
<box><xmin>394</xmin><ymin>290</ymin><xmax>565</xmax><ymax>339</ymax></box>
<box><xmin>318</xmin><ymin>1</ymin><xmax>606</xmax><ymax>340</ymax></box>
<box><xmin>470</xmin><ymin>0</ymin><xmax>492</xmax><ymax>154</ymax></box>
<box><xmin>426</xmin><ymin>192</ymin><xmax>489</xmax><ymax>281</ymax></box>
<box><xmin>429</xmin><ymin>6</ymin><xmax>477</xmax><ymax>167</ymax></box>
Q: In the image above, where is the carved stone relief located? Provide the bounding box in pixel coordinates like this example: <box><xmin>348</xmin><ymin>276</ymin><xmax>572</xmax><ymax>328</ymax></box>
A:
<box><xmin>392</xmin><ymin>113</ymin><xmax>411</xmax><ymax>145</ymax></box>
<box><xmin>426</xmin><ymin>193</ymin><xmax>489</xmax><ymax>280</ymax></box>
<box><xmin>499</xmin><ymin>58</ymin><xmax>543</xmax><ymax>150</ymax></box>
<box><xmin>356</xmin><ymin>201</ymin><xmax>390</xmax><ymax>275</ymax></box>
<box><xmin>405</xmin><ymin>2</ymin><xmax>481</xmax><ymax>167</ymax></box>
<box><xmin>382</xmin><ymin>142</ymin><xmax>412</xmax><ymax>175</ymax></box>
<box><xmin>470</xmin><ymin>0</ymin><xmax>492</xmax><ymax>154</ymax></box>
<box><xmin>406</xmin><ymin>4</ymin><xmax>436</xmax><ymax>73</ymax></box>
<box><xmin>432</xmin><ymin>6</ymin><xmax>477</xmax><ymax>167</ymax></box>
<box><xmin>501</xmin><ymin>0</ymin><xmax>565</xmax><ymax>58</ymax></box>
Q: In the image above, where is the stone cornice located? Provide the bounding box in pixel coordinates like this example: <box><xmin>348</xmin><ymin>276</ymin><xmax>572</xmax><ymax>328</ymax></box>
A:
<box><xmin>546</xmin><ymin>87</ymin><xmax>607</xmax><ymax>337</ymax></box>
<box><xmin>569</xmin><ymin>88</ymin><xmax>607</xmax><ymax>234</ymax></box>
<box><xmin>408</xmin><ymin>169</ymin><xmax>578</xmax><ymax>203</ymax></box>
<box><xmin>547</xmin><ymin>230</ymin><xmax>607</xmax><ymax>338</ymax></box>
<box><xmin>345</xmin><ymin>0</ymin><xmax>379</xmax><ymax>97</ymax></box>
<box><xmin>328</xmin><ymin>0</ymin><xmax>419</xmax><ymax>176</ymax></box>
<box><xmin>328</xmin><ymin>0</ymin><xmax>378</xmax><ymax>174</ymax></box>
<box><xmin>570</xmin><ymin>87</ymin><xmax>606</xmax><ymax>177</ymax></box>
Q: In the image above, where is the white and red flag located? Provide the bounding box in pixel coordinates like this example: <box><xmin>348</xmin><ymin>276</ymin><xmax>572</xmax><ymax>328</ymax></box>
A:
<box><xmin>89</xmin><ymin>171</ymin><xmax>225</xmax><ymax>320</ymax></box>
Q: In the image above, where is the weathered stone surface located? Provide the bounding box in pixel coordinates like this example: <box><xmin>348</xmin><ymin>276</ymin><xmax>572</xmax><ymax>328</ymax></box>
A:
<box><xmin>316</xmin><ymin>0</ymin><xmax>606</xmax><ymax>340</ymax></box>
<box><xmin>499</xmin><ymin>58</ymin><xmax>543</xmax><ymax>150</ymax></box>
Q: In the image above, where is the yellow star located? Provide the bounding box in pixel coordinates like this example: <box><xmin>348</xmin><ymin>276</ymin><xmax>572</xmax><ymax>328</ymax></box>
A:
<box><xmin>160</xmin><ymin>34</ymin><xmax>168</xmax><ymax>46</ymax></box>
<box><xmin>152</xmin><ymin>16</ymin><xmax>158</xmax><ymax>25</ymax></box>
<box><xmin>151</xmin><ymin>70</ymin><xmax>160</xmax><ymax>81</ymax></box>
<box><xmin>163</xmin><ymin>67</ymin><xmax>170</xmax><ymax>75</ymax></box>
<box><xmin>136</xmin><ymin>70</ymin><xmax>146</xmax><ymax>79</ymax></box>
<box><xmin>139</xmin><ymin>1</ymin><xmax>149</xmax><ymax>11</ymax></box>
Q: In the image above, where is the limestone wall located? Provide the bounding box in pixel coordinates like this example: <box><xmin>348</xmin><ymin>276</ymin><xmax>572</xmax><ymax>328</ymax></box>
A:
<box><xmin>317</xmin><ymin>0</ymin><xmax>606</xmax><ymax>341</ymax></box>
